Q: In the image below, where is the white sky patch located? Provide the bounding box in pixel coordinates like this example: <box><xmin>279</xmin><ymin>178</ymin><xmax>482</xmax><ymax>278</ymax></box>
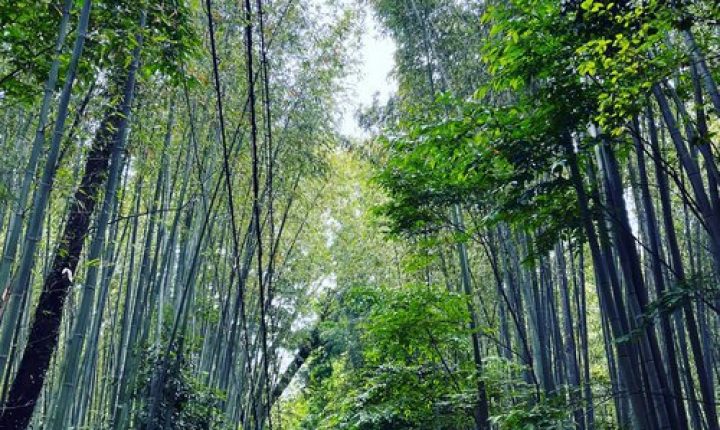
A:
<box><xmin>339</xmin><ymin>11</ymin><xmax>397</xmax><ymax>139</ymax></box>
<box><xmin>624</xmin><ymin>187</ymin><xmax>640</xmax><ymax>239</ymax></box>
<box><xmin>321</xmin><ymin>209</ymin><xmax>342</xmax><ymax>247</ymax></box>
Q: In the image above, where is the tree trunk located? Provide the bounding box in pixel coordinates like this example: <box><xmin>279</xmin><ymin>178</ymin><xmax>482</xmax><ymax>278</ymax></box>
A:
<box><xmin>452</xmin><ymin>205</ymin><xmax>490</xmax><ymax>430</ymax></box>
<box><xmin>631</xmin><ymin>117</ymin><xmax>688</xmax><ymax>429</ymax></box>
<box><xmin>563</xmin><ymin>133</ymin><xmax>652</xmax><ymax>429</ymax></box>
<box><xmin>555</xmin><ymin>241</ymin><xmax>583</xmax><ymax>428</ymax></box>
<box><xmin>646</xmin><ymin>103</ymin><xmax>720</xmax><ymax>430</ymax></box>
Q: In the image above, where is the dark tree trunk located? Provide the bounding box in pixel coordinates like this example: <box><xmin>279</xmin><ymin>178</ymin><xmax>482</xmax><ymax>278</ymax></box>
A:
<box><xmin>596</xmin><ymin>140</ymin><xmax>676</xmax><ymax>428</ymax></box>
<box><xmin>570</xmin><ymin>243</ymin><xmax>595</xmax><ymax>429</ymax></box>
<box><xmin>556</xmin><ymin>242</ymin><xmax>583</xmax><ymax>428</ymax></box>
<box><xmin>563</xmin><ymin>133</ymin><xmax>652</xmax><ymax>429</ymax></box>
<box><xmin>452</xmin><ymin>206</ymin><xmax>490</xmax><ymax>430</ymax></box>
<box><xmin>646</xmin><ymin>104</ymin><xmax>720</xmax><ymax>430</ymax></box>
<box><xmin>631</xmin><ymin>117</ymin><xmax>688</xmax><ymax>429</ymax></box>
<box><xmin>0</xmin><ymin>110</ymin><xmax>118</xmax><ymax>429</ymax></box>
<box><xmin>270</xmin><ymin>330</ymin><xmax>320</xmax><ymax>406</ymax></box>
<box><xmin>0</xmin><ymin>35</ymin><xmax>142</xmax><ymax>430</ymax></box>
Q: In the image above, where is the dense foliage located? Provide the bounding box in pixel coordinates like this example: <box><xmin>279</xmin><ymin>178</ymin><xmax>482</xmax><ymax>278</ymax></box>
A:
<box><xmin>1</xmin><ymin>0</ymin><xmax>719</xmax><ymax>429</ymax></box>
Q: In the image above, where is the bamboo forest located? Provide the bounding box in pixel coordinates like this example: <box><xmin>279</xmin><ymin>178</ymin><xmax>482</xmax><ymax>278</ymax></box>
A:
<box><xmin>3</xmin><ymin>0</ymin><xmax>720</xmax><ymax>429</ymax></box>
